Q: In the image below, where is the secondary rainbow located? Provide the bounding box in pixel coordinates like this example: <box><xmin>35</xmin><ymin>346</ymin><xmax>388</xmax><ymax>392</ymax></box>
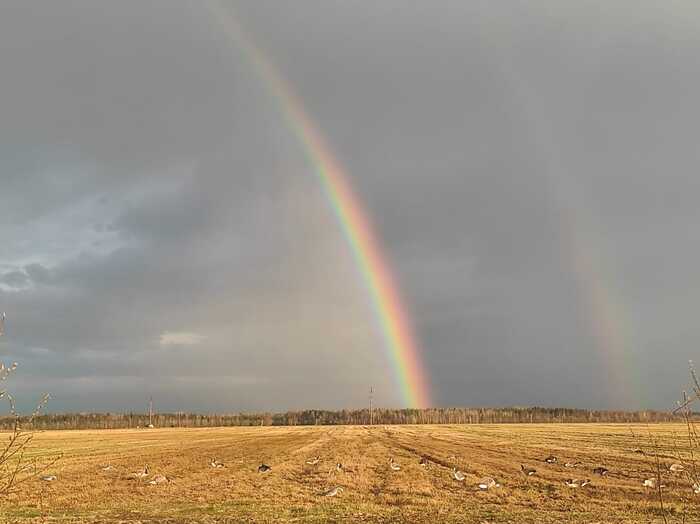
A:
<box><xmin>206</xmin><ymin>1</ymin><xmax>432</xmax><ymax>408</ymax></box>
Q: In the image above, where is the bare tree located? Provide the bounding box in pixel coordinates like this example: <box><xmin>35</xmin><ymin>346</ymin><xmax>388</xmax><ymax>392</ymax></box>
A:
<box><xmin>672</xmin><ymin>362</ymin><xmax>700</xmax><ymax>499</ymax></box>
<box><xmin>0</xmin><ymin>314</ymin><xmax>58</xmax><ymax>497</ymax></box>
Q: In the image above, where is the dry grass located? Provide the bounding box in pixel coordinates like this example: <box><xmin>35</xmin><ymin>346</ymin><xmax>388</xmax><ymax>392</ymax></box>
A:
<box><xmin>1</xmin><ymin>424</ymin><xmax>698</xmax><ymax>523</ymax></box>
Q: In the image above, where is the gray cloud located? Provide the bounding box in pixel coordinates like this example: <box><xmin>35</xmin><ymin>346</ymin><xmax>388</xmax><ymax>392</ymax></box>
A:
<box><xmin>1</xmin><ymin>271</ymin><xmax>29</xmax><ymax>288</ymax></box>
<box><xmin>1</xmin><ymin>0</ymin><xmax>699</xmax><ymax>412</ymax></box>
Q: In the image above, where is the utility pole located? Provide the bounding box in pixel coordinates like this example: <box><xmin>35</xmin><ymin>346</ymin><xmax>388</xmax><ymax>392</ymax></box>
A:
<box><xmin>148</xmin><ymin>396</ymin><xmax>153</xmax><ymax>427</ymax></box>
<box><xmin>369</xmin><ymin>387</ymin><xmax>374</xmax><ymax>425</ymax></box>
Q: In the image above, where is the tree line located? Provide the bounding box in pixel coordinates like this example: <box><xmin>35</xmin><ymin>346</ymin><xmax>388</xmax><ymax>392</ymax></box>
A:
<box><xmin>0</xmin><ymin>406</ymin><xmax>682</xmax><ymax>430</ymax></box>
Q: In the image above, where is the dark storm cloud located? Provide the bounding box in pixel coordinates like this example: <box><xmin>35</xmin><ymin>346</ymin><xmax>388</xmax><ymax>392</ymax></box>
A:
<box><xmin>1</xmin><ymin>0</ymin><xmax>699</xmax><ymax>412</ymax></box>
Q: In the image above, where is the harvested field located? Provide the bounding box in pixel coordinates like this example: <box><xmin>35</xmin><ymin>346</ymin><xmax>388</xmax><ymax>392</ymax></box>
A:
<box><xmin>1</xmin><ymin>424</ymin><xmax>698</xmax><ymax>523</ymax></box>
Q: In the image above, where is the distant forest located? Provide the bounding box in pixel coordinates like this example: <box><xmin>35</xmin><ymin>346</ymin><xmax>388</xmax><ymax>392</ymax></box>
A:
<box><xmin>0</xmin><ymin>407</ymin><xmax>682</xmax><ymax>430</ymax></box>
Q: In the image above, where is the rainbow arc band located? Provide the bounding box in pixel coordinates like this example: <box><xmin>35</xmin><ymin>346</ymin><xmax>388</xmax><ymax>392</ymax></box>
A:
<box><xmin>207</xmin><ymin>1</ymin><xmax>432</xmax><ymax>408</ymax></box>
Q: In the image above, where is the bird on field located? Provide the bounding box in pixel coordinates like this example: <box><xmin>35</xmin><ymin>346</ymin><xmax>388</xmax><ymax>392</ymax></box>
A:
<box><xmin>388</xmin><ymin>458</ymin><xmax>401</xmax><ymax>471</ymax></box>
<box><xmin>693</xmin><ymin>483</ymin><xmax>700</xmax><ymax>494</ymax></box>
<box><xmin>477</xmin><ymin>477</ymin><xmax>499</xmax><ymax>490</ymax></box>
<box><xmin>419</xmin><ymin>456</ymin><xmax>429</xmax><ymax>467</ymax></box>
<box><xmin>521</xmin><ymin>465</ymin><xmax>536</xmax><ymax>476</ymax></box>
<box><xmin>100</xmin><ymin>465</ymin><xmax>114</xmax><ymax>472</ymax></box>
<box><xmin>305</xmin><ymin>457</ymin><xmax>320</xmax><ymax>466</ymax></box>
<box><xmin>210</xmin><ymin>458</ymin><xmax>224</xmax><ymax>468</ymax></box>
<box><xmin>148</xmin><ymin>474</ymin><xmax>170</xmax><ymax>485</ymax></box>
<box><xmin>631</xmin><ymin>448</ymin><xmax>645</xmax><ymax>455</ymax></box>
<box><xmin>643</xmin><ymin>478</ymin><xmax>665</xmax><ymax>489</ymax></box>
<box><xmin>40</xmin><ymin>475</ymin><xmax>57</xmax><ymax>482</ymax></box>
<box><xmin>127</xmin><ymin>465</ymin><xmax>149</xmax><ymax>480</ymax></box>
<box><xmin>565</xmin><ymin>478</ymin><xmax>590</xmax><ymax>488</ymax></box>
<box><xmin>452</xmin><ymin>468</ymin><xmax>466</xmax><ymax>481</ymax></box>
<box><xmin>593</xmin><ymin>467</ymin><xmax>608</xmax><ymax>476</ymax></box>
<box><xmin>544</xmin><ymin>455</ymin><xmax>557</xmax><ymax>464</ymax></box>
<box><xmin>320</xmin><ymin>486</ymin><xmax>344</xmax><ymax>497</ymax></box>
<box><xmin>564</xmin><ymin>461</ymin><xmax>583</xmax><ymax>468</ymax></box>
<box><xmin>670</xmin><ymin>463</ymin><xmax>685</xmax><ymax>473</ymax></box>
<box><xmin>258</xmin><ymin>464</ymin><xmax>271</xmax><ymax>473</ymax></box>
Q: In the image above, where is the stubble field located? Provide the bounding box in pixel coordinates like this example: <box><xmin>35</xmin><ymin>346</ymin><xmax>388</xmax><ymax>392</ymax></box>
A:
<box><xmin>1</xmin><ymin>424</ymin><xmax>698</xmax><ymax>523</ymax></box>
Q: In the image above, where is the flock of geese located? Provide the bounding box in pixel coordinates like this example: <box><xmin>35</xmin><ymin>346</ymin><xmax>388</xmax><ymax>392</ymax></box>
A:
<box><xmin>37</xmin><ymin>452</ymin><xmax>699</xmax><ymax>498</ymax></box>
<box><xmin>515</xmin><ymin>455</ymin><xmax>697</xmax><ymax>493</ymax></box>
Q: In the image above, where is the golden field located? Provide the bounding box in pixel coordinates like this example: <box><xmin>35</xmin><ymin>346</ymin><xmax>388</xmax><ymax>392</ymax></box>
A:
<box><xmin>1</xmin><ymin>424</ymin><xmax>698</xmax><ymax>523</ymax></box>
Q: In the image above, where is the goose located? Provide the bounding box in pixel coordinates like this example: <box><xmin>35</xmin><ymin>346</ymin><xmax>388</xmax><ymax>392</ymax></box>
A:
<box><xmin>148</xmin><ymin>474</ymin><xmax>170</xmax><ymax>485</ymax></box>
<box><xmin>452</xmin><ymin>467</ymin><xmax>466</xmax><ymax>481</ymax></box>
<box><xmin>593</xmin><ymin>467</ymin><xmax>608</xmax><ymax>476</ymax></box>
<box><xmin>100</xmin><ymin>465</ymin><xmax>114</xmax><ymax>472</ymax></box>
<box><xmin>544</xmin><ymin>455</ymin><xmax>557</xmax><ymax>464</ymax></box>
<box><xmin>419</xmin><ymin>456</ymin><xmax>429</xmax><ymax>467</ymax></box>
<box><xmin>670</xmin><ymin>463</ymin><xmax>684</xmax><ymax>473</ymax></box>
<box><xmin>477</xmin><ymin>477</ymin><xmax>499</xmax><ymax>490</ymax></box>
<box><xmin>209</xmin><ymin>459</ymin><xmax>224</xmax><ymax>469</ymax></box>
<box><xmin>521</xmin><ymin>465</ymin><xmax>536</xmax><ymax>476</ymax></box>
<box><xmin>693</xmin><ymin>483</ymin><xmax>700</xmax><ymax>494</ymax></box>
<box><xmin>564</xmin><ymin>461</ymin><xmax>583</xmax><ymax>468</ymax></box>
<box><xmin>305</xmin><ymin>457</ymin><xmax>320</xmax><ymax>466</ymax></box>
<box><xmin>338</xmin><ymin>463</ymin><xmax>355</xmax><ymax>473</ymax></box>
<box><xmin>40</xmin><ymin>475</ymin><xmax>57</xmax><ymax>482</ymax></box>
<box><xmin>388</xmin><ymin>458</ymin><xmax>401</xmax><ymax>471</ymax></box>
<box><xmin>643</xmin><ymin>478</ymin><xmax>665</xmax><ymax>489</ymax></box>
<box><xmin>258</xmin><ymin>464</ymin><xmax>271</xmax><ymax>473</ymax></box>
<box><xmin>320</xmin><ymin>486</ymin><xmax>344</xmax><ymax>497</ymax></box>
<box><xmin>128</xmin><ymin>465</ymin><xmax>149</xmax><ymax>480</ymax></box>
<box><xmin>565</xmin><ymin>478</ymin><xmax>590</xmax><ymax>488</ymax></box>
<box><xmin>389</xmin><ymin>460</ymin><xmax>401</xmax><ymax>471</ymax></box>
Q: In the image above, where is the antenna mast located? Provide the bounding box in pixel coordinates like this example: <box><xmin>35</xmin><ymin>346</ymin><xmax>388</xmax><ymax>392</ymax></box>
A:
<box><xmin>369</xmin><ymin>386</ymin><xmax>374</xmax><ymax>425</ymax></box>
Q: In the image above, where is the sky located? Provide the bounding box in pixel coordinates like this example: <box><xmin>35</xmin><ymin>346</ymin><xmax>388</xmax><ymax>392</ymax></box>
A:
<box><xmin>1</xmin><ymin>0</ymin><xmax>700</xmax><ymax>413</ymax></box>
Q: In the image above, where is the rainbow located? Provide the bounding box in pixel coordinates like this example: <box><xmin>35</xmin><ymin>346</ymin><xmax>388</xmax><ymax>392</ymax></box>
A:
<box><xmin>205</xmin><ymin>2</ymin><xmax>432</xmax><ymax>408</ymax></box>
<box><xmin>482</xmin><ymin>38</ymin><xmax>635</xmax><ymax>407</ymax></box>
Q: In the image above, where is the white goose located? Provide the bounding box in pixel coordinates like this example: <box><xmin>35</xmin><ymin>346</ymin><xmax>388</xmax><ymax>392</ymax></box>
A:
<box><xmin>643</xmin><ymin>477</ymin><xmax>665</xmax><ymax>489</ymax></box>
<box><xmin>40</xmin><ymin>475</ymin><xmax>57</xmax><ymax>482</ymax></box>
<box><xmin>452</xmin><ymin>467</ymin><xmax>466</xmax><ymax>481</ymax></box>
<box><xmin>210</xmin><ymin>458</ymin><xmax>224</xmax><ymax>469</ymax></box>
<box><xmin>565</xmin><ymin>478</ymin><xmax>590</xmax><ymax>488</ymax></box>
<box><xmin>306</xmin><ymin>457</ymin><xmax>320</xmax><ymax>466</ymax></box>
<box><xmin>148</xmin><ymin>474</ymin><xmax>170</xmax><ymax>485</ymax></box>
<box><xmin>388</xmin><ymin>458</ymin><xmax>401</xmax><ymax>471</ymax></box>
<box><xmin>669</xmin><ymin>463</ymin><xmax>684</xmax><ymax>473</ymax></box>
<box><xmin>478</xmin><ymin>477</ymin><xmax>499</xmax><ymax>490</ymax></box>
